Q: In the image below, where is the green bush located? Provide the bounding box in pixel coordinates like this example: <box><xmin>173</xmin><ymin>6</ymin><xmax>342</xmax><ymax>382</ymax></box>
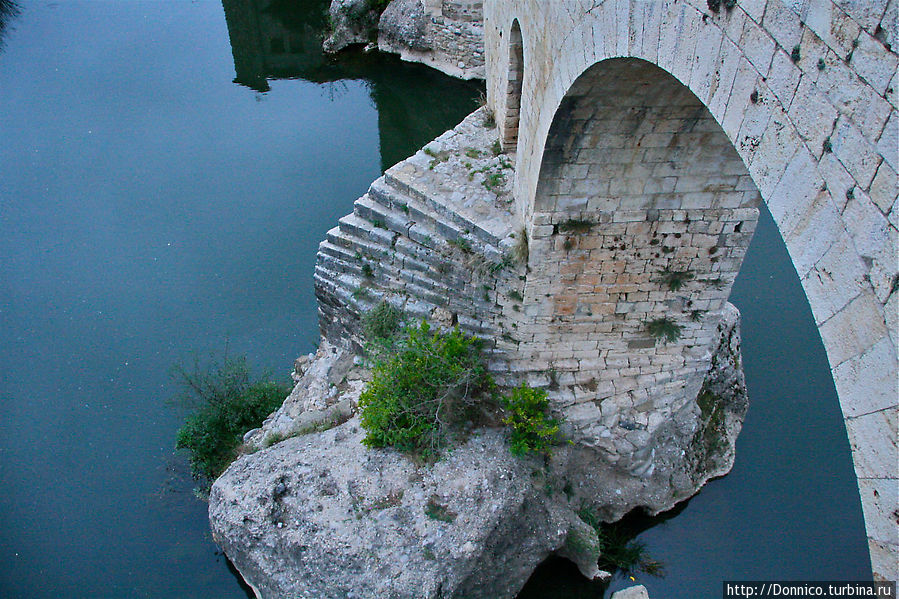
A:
<box><xmin>358</xmin><ymin>321</ymin><xmax>494</xmax><ymax>457</ymax></box>
<box><xmin>502</xmin><ymin>384</ymin><xmax>560</xmax><ymax>456</ymax></box>
<box><xmin>174</xmin><ymin>355</ymin><xmax>289</xmax><ymax>487</ymax></box>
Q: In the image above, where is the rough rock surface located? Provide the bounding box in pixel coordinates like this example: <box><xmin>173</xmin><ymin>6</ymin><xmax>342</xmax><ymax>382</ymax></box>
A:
<box><xmin>322</xmin><ymin>0</ymin><xmax>380</xmax><ymax>54</ymax></box>
<box><xmin>210</xmin><ymin>423</ymin><xmax>575</xmax><ymax>599</ymax></box>
<box><xmin>377</xmin><ymin>0</ymin><xmax>429</xmax><ymax>52</ymax></box>
<box><xmin>209</xmin><ymin>307</ymin><xmax>747</xmax><ymax>598</ymax></box>
<box><xmin>323</xmin><ymin>0</ymin><xmax>485</xmax><ymax>79</ymax></box>
<box><xmin>612</xmin><ymin>585</ymin><xmax>651</xmax><ymax>599</ymax></box>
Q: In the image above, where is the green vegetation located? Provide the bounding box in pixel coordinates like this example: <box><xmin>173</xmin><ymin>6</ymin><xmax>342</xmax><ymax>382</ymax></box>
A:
<box><xmin>449</xmin><ymin>237</ymin><xmax>473</xmax><ymax>254</ymax></box>
<box><xmin>578</xmin><ymin>508</ymin><xmax>666</xmax><ymax>577</ymax></box>
<box><xmin>645</xmin><ymin>317</ymin><xmax>682</xmax><ymax>343</ymax></box>
<box><xmin>482</xmin><ymin>171</ymin><xmax>506</xmax><ymax>192</ymax></box>
<box><xmin>174</xmin><ymin>355</ymin><xmax>290</xmax><ymax>488</ymax></box>
<box><xmin>490</xmin><ymin>139</ymin><xmax>503</xmax><ymax>156</ymax></box>
<box><xmin>660</xmin><ymin>269</ymin><xmax>693</xmax><ymax>291</ymax></box>
<box><xmin>558</xmin><ymin>219</ymin><xmax>593</xmax><ymax>234</ymax></box>
<box><xmin>424</xmin><ymin>146</ymin><xmax>449</xmax><ymax>170</ymax></box>
<box><xmin>358</xmin><ymin>321</ymin><xmax>495</xmax><ymax>458</ymax></box>
<box><xmin>502</xmin><ymin>384</ymin><xmax>561</xmax><ymax>456</ymax></box>
<box><xmin>424</xmin><ymin>496</ymin><xmax>456</xmax><ymax>522</ymax></box>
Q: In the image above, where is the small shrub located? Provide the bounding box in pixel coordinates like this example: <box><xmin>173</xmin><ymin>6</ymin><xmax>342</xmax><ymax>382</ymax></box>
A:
<box><xmin>358</xmin><ymin>321</ymin><xmax>495</xmax><ymax>457</ymax></box>
<box><xmin>660</xmin><ymin>269</ymin><xmax>693</xmax><ymax>291</ymax></box>
<box><xmin>361</xmin><ymin>263</ymin><xmax>374</xmax><ymax>278</ymax></box>
<box><xmin>483</xmin><ymin>172</ymin><xmax>506</xmax><ymax>192</ymax></box>
<box><xmin>578</xmin><ymin>507</ymin><xmax>667</xmax><ymax>578</ymax></box>
<box><xmin>449</xmin><ymin>237</ymin><xmax>473</xmax><ymax>254</ymax></box>
<box><xmin>465</xmin><ymin>148</ymin><xmax>481</xmax><ymax>158</ymax></box>
<box><xmin>174</xmin><ymin>355</ymin><xmax>290</xmax><ymax>487</ymax></box>
<box><xmin>490</xmin><ymin>139</ymin><xmax>503</xmax><ymax>156</ymax></box>
<box><xmin>362</xmin><ymin>300</ymin><xmax>403</xmax><ymax>343</ymax></box>
<box><xmin>645</xmin><ymin>317</ymin><xmax>682</xmax><ymax>343</ymax></box>
<box><xmin>790</xmin><ymin>44</ymin><xmax>801</xmax><ymax>63</ymax></box>
<box><xmin>502</xmin><ymin>384</ymin><xmax>561</xmax><ymax>456</ymax></box>
<box><xmin>558</xmin><ymin>219</ymin><xmax>592</xmax><ymax>234</ymax></box>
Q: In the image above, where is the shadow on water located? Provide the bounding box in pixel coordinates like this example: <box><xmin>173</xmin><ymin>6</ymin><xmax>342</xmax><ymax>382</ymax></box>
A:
<box><xmin>0</xmin><ymin>0</ymin><xmax>20</xmax><ymax>52</ymax></box>
<box><xmin>518</xmin><ymin>503</ymin><xmax>689</xmax><ymax>598</ymax></box>
<box><xmin>221</xmin><ymin>0</ymin><xmax>484</xmax><ymax>170</ymax></box>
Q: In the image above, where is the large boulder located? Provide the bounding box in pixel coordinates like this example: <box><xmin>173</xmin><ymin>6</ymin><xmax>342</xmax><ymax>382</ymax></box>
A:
<box><xmin>209</xmin><ymin>422</ymin><xmax>581</xmax><ymax>598</ymax></box>
<box><xmin>322</xmin><ymin>0</ymin><xmax>381</xmax><ymax>54</ymax></box>
<box><xmin>378</xmin><ymin>0</ymin><xmax>430</xmax><ymax>52</ymax></box>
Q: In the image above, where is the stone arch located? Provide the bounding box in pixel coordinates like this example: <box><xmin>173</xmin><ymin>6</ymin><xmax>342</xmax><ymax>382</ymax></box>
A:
<box><xmin>485</xmin><ymin>0</ymin><xmax>896</xmax><ymax>580</ymax></box>
<box><xmin>501</xmin><ymin>19</ymin><xmax>524</xmax><ymax>151</ymax></box>
<box><xmin>518</xmin><ymin>55</ymin><xmax>758</xmax><ymax>457</ymax></box>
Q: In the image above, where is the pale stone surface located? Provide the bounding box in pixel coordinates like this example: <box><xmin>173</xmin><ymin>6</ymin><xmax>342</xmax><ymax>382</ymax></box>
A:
<box><xmin>611</xmin><ymin>585</ymin><xmax>650</xmax><ymax>599</ymax></box>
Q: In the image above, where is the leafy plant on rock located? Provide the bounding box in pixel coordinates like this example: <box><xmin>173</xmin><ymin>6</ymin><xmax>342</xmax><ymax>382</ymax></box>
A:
<box><xmin>502</xmin><ymin>384</ymin><xmax>561</xmax><ymax>456</ymax></box>
<box><xmin>174</xmin><ymin>355</ymin><xmax>290</xmax><ymax>489</ymax></box>
<box><xmin>358</xmin><ymin>321</ymin><xmax>495</xmax><ymax>458</ymax></box>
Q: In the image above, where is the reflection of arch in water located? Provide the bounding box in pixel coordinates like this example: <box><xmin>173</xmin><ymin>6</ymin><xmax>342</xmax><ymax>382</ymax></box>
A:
<box><xmin>485</xmin><ymin>2</ymin><xmax>897</xmax><ymax>579</ymax></box>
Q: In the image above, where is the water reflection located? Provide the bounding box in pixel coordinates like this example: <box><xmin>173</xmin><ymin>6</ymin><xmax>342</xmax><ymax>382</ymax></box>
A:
<box><xmin>0</xmin><ymin>0</ymin><xmax>20</xmax><ymax>52</ymax></box>
<box><xmin>221</xmin><ymin>0</ymin><xmax>484</xmax><ymax>171</ymax></box>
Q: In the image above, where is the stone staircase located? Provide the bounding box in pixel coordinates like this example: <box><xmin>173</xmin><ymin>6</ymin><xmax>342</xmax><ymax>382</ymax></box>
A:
<box><xmin>313</xmin><ymin>108</ymin><xmax>525</xmax><ymax>374</ymax></box>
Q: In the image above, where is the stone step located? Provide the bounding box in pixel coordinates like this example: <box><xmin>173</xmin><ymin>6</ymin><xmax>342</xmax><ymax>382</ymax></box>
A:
<box><xmin>368</xmin><ymin>177</ymin><xmax>492</xmax><ymax>252</ymax></box>
<box><xmin>380</xmin><ymin>170</ymin><xmax>505</xmax><ymax>249</ymax></box>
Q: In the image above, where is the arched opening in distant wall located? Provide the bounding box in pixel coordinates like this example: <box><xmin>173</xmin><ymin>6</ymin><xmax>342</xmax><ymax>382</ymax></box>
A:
<box><xmin>521</xmin><ymin>57</ymin><xmax>761</xmax><ymax>438</ymax></box>
<box><xmin>502</xmin><ymin>19</ymin><xmax>524</xmax><ymax>152</ymax></box>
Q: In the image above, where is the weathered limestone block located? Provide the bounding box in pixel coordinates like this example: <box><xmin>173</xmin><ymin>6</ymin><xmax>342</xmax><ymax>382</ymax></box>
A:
<box><xmin>322</xmin><ymin>0</ymin><xmax>380</xmax><ymax>53</ymax></box>
<box><xmin>210</xmin><ymin>422</ymin><xmax>572</xmax><ymax>599</ymax></box>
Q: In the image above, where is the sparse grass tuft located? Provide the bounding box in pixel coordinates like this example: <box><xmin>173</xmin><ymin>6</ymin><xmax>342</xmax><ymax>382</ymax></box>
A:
<box><xmin>645</xmin><ymin>317</ymin><xmax>682</xmax><ymax>343</ymax></box>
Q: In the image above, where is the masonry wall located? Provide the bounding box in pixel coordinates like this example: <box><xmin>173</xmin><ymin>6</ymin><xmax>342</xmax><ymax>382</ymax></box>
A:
<box><xmin>506</xmin><ymin>59</ymin><xmax>760</xmax><ymax>457</ymax></box>
<box><xmin>484</xmin><ymin>0</ymin><xmax>897</xmax><ymax>580</ymax></box>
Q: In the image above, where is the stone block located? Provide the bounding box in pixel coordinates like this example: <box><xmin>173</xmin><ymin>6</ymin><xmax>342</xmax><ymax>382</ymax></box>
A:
<box><xmin>739</xmin><ymin>17</ymin><xmax>777</xmax><ymax>76</ymax></box>
<box><xmin>869</xmin><ymin>161</ymin><xmax>898</xmax><ymax>214</ymax></box>
<box><xmin>852</xmin><ymin>30</ymin><xmax>899</xmax><ymax>96</ymax></box>
<box><xmin>763</xmin><ymin>0</ymin><xmax>804</xmax><ymax>51</ymax></box>
<box><xmin>834</xmin><ymin>336</ymin><xmax>899</xmax><ymax>418</ymax></box>
<box><xmin>801</xmin><ymin>0</ymin><xmax>861</xmax><ymax>56</ymax></box>
<box><xmin>800</xmin><ymin>232</ymin><xmax>866</xmax><ymax>325</ymax></box>
<box><xmin>877</xmin><ymin>109</ymin><xmax>898</xmax><ymax>172</ymax></box>
<box><xmin>831</xmin><ymin>116</ymin><xmax>883</xmax><ymax>189</ymax></box>
<box><xmin>819</xmin><ymin>291</ymin><xmax>889</xmax><ymax>367</ymax></box>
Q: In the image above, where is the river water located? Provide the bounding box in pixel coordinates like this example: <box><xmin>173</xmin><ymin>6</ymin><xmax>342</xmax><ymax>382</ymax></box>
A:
<box><xmin>0</xmin><ymin>1</ymin><xmax>871</xmax><ymax>598</ymax></box>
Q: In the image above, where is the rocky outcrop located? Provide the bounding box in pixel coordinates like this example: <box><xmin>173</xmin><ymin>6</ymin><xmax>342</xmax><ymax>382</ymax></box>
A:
<box><xmin>211</xmin><ymin>423</ymin><xmax>577</xmax><ymax>599</ymax></box>
<box><xmin>322</xmin><ymin>0</ymin><xmax>382</xmax><ymax>54</ymax></box>
<box><xmin>208</xmin><ymin>104</ymin><xmax>749</xmax><ymax>597</ymax></box>
<box><xmin>324</xmin><ymin>0</ymin><xmax>485</xmax><ymax>79</ymax></box>
<box><xmin>209</xmin><ymin>306</ymin><xmax>746</xmax><ymax>598</ymax></box>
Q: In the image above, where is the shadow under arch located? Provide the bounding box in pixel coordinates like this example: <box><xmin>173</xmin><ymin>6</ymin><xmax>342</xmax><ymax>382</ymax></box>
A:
<box><xmin>518</xmin><ymin>57</ymin><xmax>760</xmax><ymax>449</ymax></box>
<box><xmin>501</xmin><ymin>18</ymin><xmax>524</xmax><ymax>152</ymax></box>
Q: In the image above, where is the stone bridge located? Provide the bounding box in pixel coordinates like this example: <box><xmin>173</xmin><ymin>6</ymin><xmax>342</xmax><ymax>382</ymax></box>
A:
<box><xmin>314</xmin><ymin>0</ymin><xmax>897</xmax><ymax>580</ymax></box>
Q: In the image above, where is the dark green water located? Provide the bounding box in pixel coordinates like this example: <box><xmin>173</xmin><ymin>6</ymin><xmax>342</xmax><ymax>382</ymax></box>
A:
<box><xmin>0</xmin><ymin>1</ymin><xmax>869</xmax><ymax>598</ymax></box>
